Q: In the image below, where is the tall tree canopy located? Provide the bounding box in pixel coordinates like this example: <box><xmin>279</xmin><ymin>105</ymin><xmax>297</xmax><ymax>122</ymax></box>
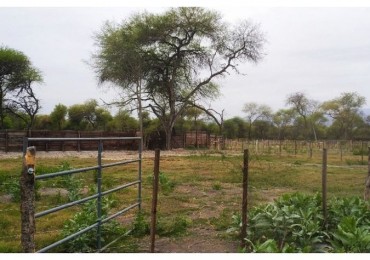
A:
<box><xmin>286</xmin><ymin>92</ymin><xmax>320</xmax><ymax>140</ymax></box>
<box><xmin>93</xmin><ymin>7</ymin><xmax>265</xmax><ymax>149</ymax></box>
<box><xmin>321</xmin><ymin>92</ymin><xmax>366</xmax><ymax>139</ymax></box>
<box><xmin>0</xmin><ymin>46</ymin><xmax>43</xmax><ymax>130</ymax></box>
<box><xmin>242</xmin><ymin>102</ymin><xmax>272</xmax><ymax>139</ymax></box>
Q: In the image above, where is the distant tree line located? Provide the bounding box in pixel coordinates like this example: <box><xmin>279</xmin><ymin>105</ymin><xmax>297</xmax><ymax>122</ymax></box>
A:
<box><xmin>2</xmin><ymin>90</ymin><xmax>369</xmax><ymax>142</ymax></box>
<box><xmin>2</xmin><ymin>7</ymin><xmax>370</xmax><ymax>146</ymax></box>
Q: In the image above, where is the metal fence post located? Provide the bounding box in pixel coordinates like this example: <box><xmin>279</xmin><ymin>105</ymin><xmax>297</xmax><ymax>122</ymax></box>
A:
<box><xmin>20</xmin><ymin>139</ymin><xmax>36</xmax><ymax>252</ymax></box>
<box><xmin>364</xmin><ymin>147</ymin><xmax>370</xmax><ymax>200</ymax></box>
<box><xmin>138</xmin><ymin>138</ymin><xmax>142</xmax><ymax>210</ymax></box>
<box><xmin>97</xmin><ymin>140</ymin><xmax>103</xmax><ymax>251</ymax></box>
<box><xmin>150</xmin><ymin>149</ymin><xmax>160</xmax><ymax>253</ymax></box>
<box><xmin>241</xmin><ymin>149</ymin><xmax>249</xmax><ymax>249</ymax></box>
<box><xmin>322</xmin><ymin>148</ymin><xmax>328</xmax><ymax>227</ymax></box>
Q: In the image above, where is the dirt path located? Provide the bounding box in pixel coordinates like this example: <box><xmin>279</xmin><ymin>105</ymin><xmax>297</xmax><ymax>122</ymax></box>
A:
<box><xmin>0</xmin><ymin>149</ymin><xmax>241</xmax><ymax>160</ymax></box>
<box><xmin>152</xmin><ymin>227</ymin><xmax>239</xmax><ymax>253</ymax></box>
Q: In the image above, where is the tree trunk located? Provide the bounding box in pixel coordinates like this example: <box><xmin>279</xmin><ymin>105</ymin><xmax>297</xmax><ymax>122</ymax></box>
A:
<box><xmin>165</xmin><ymin>129</ymin><xmax>172</xmax><ymax>150</ymax></box>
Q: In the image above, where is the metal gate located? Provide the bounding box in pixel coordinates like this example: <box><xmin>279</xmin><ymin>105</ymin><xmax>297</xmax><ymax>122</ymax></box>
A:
<box><xmin>23</xmin><ymin>137</ymin><xmax>142</xmax><ymax>252</ymax></box>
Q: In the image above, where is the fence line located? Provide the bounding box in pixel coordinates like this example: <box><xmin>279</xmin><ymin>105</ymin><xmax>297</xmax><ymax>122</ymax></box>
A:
<box><xmin>222</xmin><ymin>139</ymin><xmax>370</xmax><ymax>156</ymax></box>
<box><xmin>0</xmin><ymin>130</ymin><xmax>138</xmax><ymax>152</ymax></box>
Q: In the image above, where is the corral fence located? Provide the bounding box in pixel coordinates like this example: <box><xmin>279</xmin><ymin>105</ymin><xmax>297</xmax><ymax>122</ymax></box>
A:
<box><xmin>20</xmin><ymin>137</ymin><xmax>142</xmax><ymax>253</ymax></box>
<box><xmin>2</xmin><ymin>130</ymin><xmax>369</xmax><ymax>155</ymax></box>
<box><xmin>0</xmin><ymin>130</ymin><xmax>138</xmax><ymax>152</ymax></box>
<box><xmin>1</xmin><ymin>130</ymin><xmax>220</xmax><ymax>152</ymax></box>
<box><xmin>223</xmin><ymin>139</ymin><xmax>370</xmax><ymax>157</ymax></box>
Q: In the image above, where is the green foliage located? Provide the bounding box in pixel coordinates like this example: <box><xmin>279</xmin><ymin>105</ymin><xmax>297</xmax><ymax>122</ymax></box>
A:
<box><xmin>49</xmin><ymin>103</ymin><xmax>68</xmax><ymax>130</ymax></box>
<box><xmin>62</xmin><ymin>175</ymin><xmax>82</xmax><ymax>202</ymax></box>
<box><xmin>212</xmin><ymin>182</ymin><xmax>222</xmax><ymax>190</ymax></box>
<box><xmin>330</xmin><ymin>216</ymin><xmax>370</xmax><ymax>252</ymax></box>
<box><xmin>0</xmin><ymin>46</ymin><xmax>43</xmax><ymax>130</ymax></box>
<box><xmin>159</xmin><ymin>172</ymin><xmax>176</xmax><ymax>195</ymax></box>
<box><xmin>60</xmin><ymin>193</ymin><xmax>125</xmax><ymax>252</ymax></box>
<box><xmin>131</xmin><ymin>212</ymin><xmax>150</xmax><ymax>237</ymax></box>
<box><xmin>145</xmin><ymin>172</ymin><xmax>176</xmax><ymax>195</ymax></box>
<box><xmin>157</xmin><ymin>215</ymin><xmax>191</xmax><ymax>237</ymax></box>
<box><xmin>235</xmin><ymin>193</ymin><xmax>370</xmax><ymax>253</ymax></box>
<box><xmin>3</xmin><ymin>178</ymin><xmax>20</xmax><ymax>202</ymax></box>
<box><xmin>327</xmin><ymin>196</ymin><xmax>370</xmax><ymax>230</ymax></box>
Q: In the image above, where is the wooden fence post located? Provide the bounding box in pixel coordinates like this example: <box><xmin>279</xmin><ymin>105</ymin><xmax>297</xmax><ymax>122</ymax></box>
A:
<box><xmin>5</xmin><ymin>130</ymin><xmax>9</xmax><ymax>152</ymax></box>
<box><xmin>20</xmin><ymin>146</ymin><xmax>36</xmax><ymax>252</ymax></box>
<box><xmin>364</xmin><ymin>147</ymin><xmax>370</xmax><ymax>200</ymax></box>
<box><xmin>322</xmin><ymin>148</ymin><xmax>328</xmax><ymax>227</ymax></box>
<box><xmin>240</xmin><ymin>149</ymin><xmax>249</xmax><ymax>249</ymax></box>
<box><xmin>150</xmin><ymin>149</ymin><xmax>160</xmax><ymax>253</ymax></box>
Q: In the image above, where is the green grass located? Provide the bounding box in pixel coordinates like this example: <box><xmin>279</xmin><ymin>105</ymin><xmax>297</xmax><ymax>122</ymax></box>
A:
<box><xmin>0</xmin><ymin>149</ymin><xmax>368</xmax><ymax>252</ymax></box>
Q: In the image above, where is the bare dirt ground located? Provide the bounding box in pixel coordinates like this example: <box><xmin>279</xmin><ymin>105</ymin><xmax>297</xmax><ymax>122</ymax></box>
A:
<box><xmin>0</xmin><ymin>148</ymin><xmax>241</xmax><ymax>160</ymax></box>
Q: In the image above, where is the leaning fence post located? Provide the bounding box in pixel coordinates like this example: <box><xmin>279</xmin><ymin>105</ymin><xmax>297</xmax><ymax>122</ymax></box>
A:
<box><xmin>240</xmin><ymin>149</ymin><xmax>249</xmax><ymax>249</ymax></box>
<box><xmin>364</xmin><ymin>147</ymin><xmax>370</xmax><ymax>200</ymax></box>
<box><xmin>150</xmin><ymin>149</ymin><xmax>160</xmax><ymax>253</ymax></box>
<box><xmin>20</xmin><ymin>145</ymin><xmax>36</xmax><ymax>252</ymax></box>
<box><xmin>322</xmin><ymin>148</ymin><xmax>328</xmax><ymax>227</ymax></box>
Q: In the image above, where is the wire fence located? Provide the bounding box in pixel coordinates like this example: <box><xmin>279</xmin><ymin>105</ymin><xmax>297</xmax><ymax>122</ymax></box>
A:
<box><xmin>1</xmin><ymin>139</ymin><xmax>369</xmax><ymax>253</ymax></box>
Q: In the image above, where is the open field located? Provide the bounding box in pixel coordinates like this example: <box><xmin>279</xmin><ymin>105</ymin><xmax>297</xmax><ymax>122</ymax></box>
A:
<box><xmin>0</xmin><ymin>148</ymin><xmax>368</xmax><ymax>252</ymax></box>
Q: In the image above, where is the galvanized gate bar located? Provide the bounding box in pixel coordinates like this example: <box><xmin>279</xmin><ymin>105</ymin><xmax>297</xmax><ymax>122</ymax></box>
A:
<box><xmin>97</xmin><ymin>140</ymin><xmax>103</xmax><ymax>250</ymax></box>
<box><xmin>101</xmin><ymin>180</ymin><xmax>141</xmax><ymax>197</ymax></box>
<box><xmin>27</xmin><ymin>137</ymin><xmax>141</xmax><ymax>141</ymax></box>
<box><xmin>138</xmin><ymin>141</ymin><xmax>142</xmax><ymax>210</ymax></box>
<box><xmin>22</xmin><ymin>136</ymin><xmax>142</xmax><ymax>253</ymax></box>
<box><xmin>37</xmin><ymin>222</ymin><xmax>100</xmax><ymax>253</ymax></box>
<box><xmin>100</xmin><ymin>203</ymin><xmax>140</xmax><ymax>224</ymax></box>
<box><xmin>35</xmin><ymin>160</ymin><xmax>141</xmax><ymax>180</ymax></box>
<box><xmin>35</xmin><ymin>166</ymin><xmax>100</xmax><ymax>180</ymax></box>
<box><xmin>35</xmin><ymin>193</ymin><xmax>100</xmax><ymax>218</ymax></box>
<box><xmin>102</xmin><ymin>159</ymin><xmax>141</xmax><ymax>168</ymax></box>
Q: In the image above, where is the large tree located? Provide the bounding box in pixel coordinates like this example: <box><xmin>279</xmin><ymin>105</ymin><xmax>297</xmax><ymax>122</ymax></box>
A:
<box><xmin>5</xmin><ymin>67</ymin><xmax>43</xmax><ymax>130</ymax></box>
<box><xmin>286</xmin><ymin>92</ymin><xmax>320</xmax><ymax>140</ymax></box>
<box><xmin>50</xmin><ymin>104</ymin><xmax>68</xmax><ymax>130</ymax></box>
<box><xmin>321</xmin><ymin>92</ymin><xmax>366</xmax><ymax>139</ymax></box>
<box><xmin>93</xmin><ymin>7</ymin><xmax>265</xmax><ymax>149</ymax></box>
<box><xmin>242</xmin><ymin>102</ymin><xmax>272</xmax><ymax>139</ymax></box>
<box><xmin>0</xmin><ymin>47</ymin><xmax>42</xmax><ymax>129</ymax></box>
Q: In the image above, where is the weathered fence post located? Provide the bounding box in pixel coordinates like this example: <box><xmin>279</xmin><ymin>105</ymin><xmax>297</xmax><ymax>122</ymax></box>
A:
<box><xmin>240</xmin><ymin>149</ymin><xmax>249</xmax><ymax>249</ymax></box>
<box><xmin>150</xmin><ymin>149</ymin><xmax>160</xmax><ymax>253</ymax></box>
<box><xmin>20</xmin><ymin>145</ymin><xmax>36</xmax><ymax>252</ymax></box>
<box><xmin>5</xmin><ymin>130</ymin><xmax>9</xmax><ymax>153</ymax></box>
<box><xmin>294</xmin><ymin>140</ymin><xmax>297</xmax><ymax>155</ymax></box>
<box><xmin>279</xmin><ymin>140</ymin><xmax>282</xmax><ymax>157</ymax></box>
<box><xmin>364</xmin><ymin>147</ymin><xmax>370</xmax><ymax>200</ymax></box>
<box><xmin>96</xmin><ymin>141</ymin><xmax>103</xmax><ymax>251</ymax></box>
<box><xmin>322</xmin><ymin>148</ymin><xmax>328</xmax><ymax>227</ymax></box>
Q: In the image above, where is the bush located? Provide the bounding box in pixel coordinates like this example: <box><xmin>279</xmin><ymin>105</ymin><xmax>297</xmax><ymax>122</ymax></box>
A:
<box><xmin>131</xmin><ymin>212</ymin><xmax>150</xmax><ymax>237</ymax></box>
<box><xmin>60</xmin><ymin>193</ymin><xmax>126</xmax><ymax>252</ymax></box>
<box><xmin>157</xmin><ymin>215</ymin><xmax>191</xmax><ymax>237</ymax></box>
<box><xmin>234</xmin><ymin>192</ymin><xmax>370</xmax><ymax>253</ymax></box>
<box><xmin>4</xmin><ymin>179</ymin><xmax>21</xmax><ymax>202</ymax></box>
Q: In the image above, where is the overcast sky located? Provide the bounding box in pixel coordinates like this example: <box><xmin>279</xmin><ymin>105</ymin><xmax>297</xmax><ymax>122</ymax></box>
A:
<box><xmin>1</xmin><ymin>2</ymin><xmax>370</xmax><ymax>119</ymax></box>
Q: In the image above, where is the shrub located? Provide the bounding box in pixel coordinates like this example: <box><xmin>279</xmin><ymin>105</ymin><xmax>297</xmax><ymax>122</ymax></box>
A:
<box><xmin>60</xmin><ymin>192</ymin><xmax>126</xmax><ymax>252</ymax></box>
<box><xmin>234</xmin><ymin>193</ymin><xmax>370</xmax><ymax>253</ymax></box>
<box><xmin>131</xmin><ymin>212</ymin><xmax>150</xmax><ymax>237</ymax></box>
<box><xmin>4</xmin><ymin>179</ymin><xmax>21</xmax><ymax>202</ymax></box>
